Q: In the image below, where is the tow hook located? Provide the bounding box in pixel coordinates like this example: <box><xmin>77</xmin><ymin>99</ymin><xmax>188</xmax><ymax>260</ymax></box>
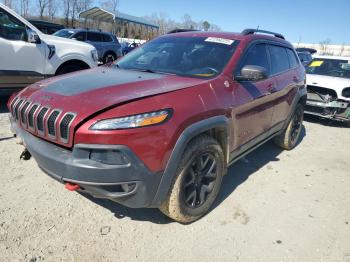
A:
<box><xmin>65</xmin><ymin>183</ymin><xmax>81</xmax><ymax>191</ymax></box>
<box><xmin>20</xmin><ymin>148</ymin><xmax>32</xmax><ymax>160</ymax></box>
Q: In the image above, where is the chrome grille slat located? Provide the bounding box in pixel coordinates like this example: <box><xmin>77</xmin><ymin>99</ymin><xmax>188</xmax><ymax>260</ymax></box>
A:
<box><xmin>59</xmin><ymin>113</ymin><xmax>76</xmax><ymax>143</ymax></box>
<box><xmin>36</xmin><ymin>107</ymin><xmax>49</xmax><ymax>135</ymax></box>
<box><xmin>14</xmin><ymin>99</ymin><xmax>24</xmax><ymax>121</ymax></box>
<box><xmin>47</xmin><ymin>110</ymin><xmax>61</xmax><ymax>139</ymax></box>
<box><xmin>10</xmin><ymin>97</ymin><xmax>19</xmax><ymax>118</ymax></box>
<box><xmin>28</xmin><ymin>104</ymin><xmax>39</xmax><ymax>130</ymax></box>
<box><xmin>20</xmin><ymin>101</ymin><xmax>31</xmax><ymax>125</ymax></box>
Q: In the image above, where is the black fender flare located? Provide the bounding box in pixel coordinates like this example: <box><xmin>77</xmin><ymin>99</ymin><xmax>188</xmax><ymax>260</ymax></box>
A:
<box><xmin>151</xmin><ymin>115</ymin><xmax>230</xmax><ymax>207</ymax></box>
<box><xmin>282</xmin><ymin>87</ymin><xmax>307</xmax><ymax>130</ymax></box>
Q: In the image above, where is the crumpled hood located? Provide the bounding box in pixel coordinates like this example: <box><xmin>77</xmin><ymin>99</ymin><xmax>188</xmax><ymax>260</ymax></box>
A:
<box><xmin>306</xmin><ymin>74</ymin><xmax>350</xmax><ymax>98</ymax></box>
<box><xmin>15</xmin><ymin>66</ymin><xmax>208</xmax><ymax>146</ymax></box>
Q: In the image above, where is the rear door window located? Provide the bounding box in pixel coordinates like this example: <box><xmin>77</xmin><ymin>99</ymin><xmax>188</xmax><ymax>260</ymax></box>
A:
<box><xmin>102</xmin><ymin>34</ymin><xmax>112</xmax><ymax>42</ymax></box>
<box><xmin>74</xmin><ymin>32</ymin><xmax>86</xmax><ymax>41</ymax></box>
<box><xmin>239</xmin><ymin>44</ymin><xmax>270</xmax><ymax>75</ymax></box>
<box><xmin>268</xmin><ymin>45</ymin><xmax>290</xmax><ymax>74</ymax></box>
<box><xmin>87</xmin><ymin>32</ymin><xmax>102</xmax><ymax>42</ymax></box>
<box><xmin>286</xmin><ymin>48</ymin><xmax>299</xmax><ymax>68</ymax></box>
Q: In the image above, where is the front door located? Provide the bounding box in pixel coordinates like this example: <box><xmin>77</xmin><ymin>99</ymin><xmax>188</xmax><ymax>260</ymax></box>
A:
<box><xmin>230</xmin><ymin>43</ymin><xmax>276</xmax><ymax>151</ymax></box>
<box><xmin>0</xmin><ymin>7</ymin><xmax>46</xmax><ymax>89</ymax></box>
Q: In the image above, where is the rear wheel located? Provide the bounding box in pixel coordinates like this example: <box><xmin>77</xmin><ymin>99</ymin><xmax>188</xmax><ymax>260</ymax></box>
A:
<box><xmin>159</xmin><ymin>135</ymin><xmax>225</xmax><ymax>223</ymax></box>
<box><xmin>274</xmin><ymin>104</ymin><xmax>304</xmax><ymax>150</ymax></box>
<box><xmin>103</xmin><ymin>53</ymin><xmax>116</xmax><ymax>64</ymax></box>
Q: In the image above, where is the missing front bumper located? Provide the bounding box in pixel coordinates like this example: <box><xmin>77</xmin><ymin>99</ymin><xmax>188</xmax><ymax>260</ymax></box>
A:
<box><xmin>305</xmin><ymin>99</ymin><xmax>350</xmax><ymax>121</ymax></box>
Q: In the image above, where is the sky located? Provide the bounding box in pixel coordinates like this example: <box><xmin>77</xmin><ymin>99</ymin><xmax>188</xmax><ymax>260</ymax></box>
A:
<box><xmin>113</xmin><ymin>0</ymin><xmax>350</xmax><ymax>45</ymax></box>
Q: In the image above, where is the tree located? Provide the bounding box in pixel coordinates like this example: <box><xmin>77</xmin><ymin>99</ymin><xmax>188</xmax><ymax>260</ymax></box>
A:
<box><xmin>100</xmin><ymin>0</ymin><xmax>118</xmax><ymax>12</ymax></box>
<box><xmin>3</xmin><ymin>0</ymin><xmax>14</xmax><ymax>8</ymax></box>
<box><xmin>38</xmin><ymin>0</ymin><xmax>48</xmax><ymax>19</ymax></box>
<box><xmin>319</xmin><ymin>39</ymin><xmax>332</xmax><ymax>55</ymax></box>
<box><xmin>202</xmin><ymin>21</ymin><xmax>210</xmax><ymax>31</ymax></box>
<box><xmin>47</xmin><ymin>0</ymin><xmax>57</xmax><ymax>21</ymax></box>
<box><xmin>20</xmin><ymin>0</ymin><xmax>30</xmax><ymax>17</ymax></box>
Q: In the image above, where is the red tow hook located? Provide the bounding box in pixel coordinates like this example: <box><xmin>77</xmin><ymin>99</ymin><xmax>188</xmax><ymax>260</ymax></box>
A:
<box><xmin>65</xmin><ymin>183</ymin><xmax>80</xmax><ymax>191</ymax></box>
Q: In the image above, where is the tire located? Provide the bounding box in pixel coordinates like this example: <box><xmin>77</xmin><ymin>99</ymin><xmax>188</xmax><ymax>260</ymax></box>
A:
<box><xmin>103</xmin><ymin>52</ymin><xmax>116</xmax><ymax>64</ymax></box>
<box><xmin>274</xmin><ymin>104</ymin><xmax>304</xmax><ymax>150</ymax></box>
<box><xmin>159</xmin><ymin>135</ymin><xmax>225</xmax><ymax>223</ymax></box>
<box><xmin>56</xmin><ymin>64</ymin><xmax>86</xmax><ymax>75</ymax></box>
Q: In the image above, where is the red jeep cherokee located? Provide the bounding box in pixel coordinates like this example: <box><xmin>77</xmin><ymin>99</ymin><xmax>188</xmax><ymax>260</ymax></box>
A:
<box><xmin>8</xmin><ymin>29</ymin><xmax>306</xmax><ymax>223</ymax></box>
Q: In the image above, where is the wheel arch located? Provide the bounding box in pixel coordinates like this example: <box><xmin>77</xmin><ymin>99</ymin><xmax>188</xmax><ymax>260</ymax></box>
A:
<box><xmin>55</xmin><ymin>59</ymin><xmax>90</xmax><ymax>75</ymax></box>
<box><xmin>151</xmin><ymin>115</ymin><xmax>230</xmax><ymax>207</ymax></box>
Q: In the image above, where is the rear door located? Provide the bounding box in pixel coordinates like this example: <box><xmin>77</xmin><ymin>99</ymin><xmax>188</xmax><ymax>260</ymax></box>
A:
<box><xmin>231</xmin><ymin>43</ymin><xmax>277</xmax><ymax>148</ymax></box>
<box><xmin>0</xmin><ymin>6</ymin><xmax>46</xmax><ymax>89</ymax></box>
<box><xmin>268</xmin><ymin>44</ymin><xmax>300</xmax><ymax>128</ymax></box>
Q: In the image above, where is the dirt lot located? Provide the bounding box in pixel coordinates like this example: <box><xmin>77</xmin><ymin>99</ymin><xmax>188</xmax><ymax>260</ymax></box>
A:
<box><xmin>0</xmin><ymin>94</ymin><xmax>349</xmax><ymax>262</ymax></box>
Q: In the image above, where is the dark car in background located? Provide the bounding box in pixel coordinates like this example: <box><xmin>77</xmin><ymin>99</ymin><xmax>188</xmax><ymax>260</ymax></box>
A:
<box><xmin>54</xmin><ymin>29</ymin><xmax>122</xmax><ymax>64</ymax></box>
<box><xmin>121</xmin><ymin>42</ymin><xmax>140</xmax><ymax>55</ymax></box>
<box><xmin>297</xmin><ymin>51</ymin><xmax>313</xmax><ymax>67</ymax></box>
<box><xmin>28</xmin><ymin>19</ymin><xmax>64</xmax><ymax>35</ymax></box>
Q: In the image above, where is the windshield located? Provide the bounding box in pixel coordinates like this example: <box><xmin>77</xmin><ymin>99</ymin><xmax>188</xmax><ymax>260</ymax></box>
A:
<box><xmin>53</xmin><ymin>29</ymin><xmax>75</xmax><ymax>38</ymax></box>
<box><xmin>116</xmin><ymin>36</ymin><xmax>239</xmax><ymax>78</ymax></box>
<box><xmin>306</xmin><ymin>58</ymin><xmax>350</xmax><ymax>79</ymax></box>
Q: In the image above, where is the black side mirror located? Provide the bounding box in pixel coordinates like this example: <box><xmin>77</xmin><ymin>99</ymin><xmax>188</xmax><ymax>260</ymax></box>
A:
<box><xmin>235</xmin><ymin>65</ymin><xmax>268</xmax><ymax>82</ymax></box>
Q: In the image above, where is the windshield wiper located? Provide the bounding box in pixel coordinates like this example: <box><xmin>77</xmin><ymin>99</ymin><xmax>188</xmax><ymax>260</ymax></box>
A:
<box><xmin>123</xmin><ymin>67</ymin><xmax>176</xmax><ymax>75</ymax></box>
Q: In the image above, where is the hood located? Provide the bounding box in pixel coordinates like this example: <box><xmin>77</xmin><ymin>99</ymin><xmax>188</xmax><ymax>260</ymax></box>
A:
<box><xmin>14</xmin><ymin>67</ymin><xmax>208</xmax><ymax>147</ymax></box>
<box><xmin>306</xmin><ymin>74</ymin><xmax>350</xmax><ymax>94</ymax></box>
<box><xmin>42</xmin><ymin>34</ymin><xmax>95</xmax><ymax>51</ymax></box>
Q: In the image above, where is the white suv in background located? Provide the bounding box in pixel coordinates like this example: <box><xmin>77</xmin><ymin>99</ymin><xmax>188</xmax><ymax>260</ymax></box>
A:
<box><xmin>0</xmin><ymin>3</ymin><xmax>98</xmax><ymax>93</ymax></box>
<box><xmin>305</xmin><ymin>55</ymin><xmax>350</xmax><ymax>126</ymax></box>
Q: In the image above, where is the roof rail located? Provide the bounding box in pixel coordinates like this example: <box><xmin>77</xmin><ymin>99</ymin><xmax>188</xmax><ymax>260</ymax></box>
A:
<box><xmin>167</xmin><ymin>28</ymin><xmax>199</xmax><ymax>34</ymax></box>
<box><xmin>241</xmin><ymin>29</ymin><xmax>285</xmax><ymax>40</ymax></box>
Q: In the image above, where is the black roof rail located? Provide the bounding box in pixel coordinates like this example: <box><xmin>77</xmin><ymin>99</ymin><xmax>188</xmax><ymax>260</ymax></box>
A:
<box><xmin>167</xmin><ymin>28</ymin><xmax>199</xmax><ymax>34</ymax></box>
<box><xmin>241</xmin><ymin>29</ymin><xmax>285</xmax><ymax>40</ymax></box>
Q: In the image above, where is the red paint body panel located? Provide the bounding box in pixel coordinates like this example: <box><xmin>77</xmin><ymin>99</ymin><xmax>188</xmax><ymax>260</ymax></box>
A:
<box><xmin>8</xmin><ymin>31</ymin><xmax>305</xmax><ymax>174</ymax></box>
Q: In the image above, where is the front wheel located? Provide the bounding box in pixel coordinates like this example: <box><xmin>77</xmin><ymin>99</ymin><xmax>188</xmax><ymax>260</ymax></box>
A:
<box><xmin>159</xmin><ymin>135</ymin><xmax>225</xmax><ymax>223</ymax></box>
<box><xmin>274</xmin><ymin>104</ymin><xmax>304</xmax><ymax>150</ymax></box>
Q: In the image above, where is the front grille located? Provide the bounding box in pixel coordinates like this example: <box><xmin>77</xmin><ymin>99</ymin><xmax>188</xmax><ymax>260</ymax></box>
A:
<box><xmin>60</xmin><ymin>113</ymin><xmax>75</xmax><ymax>142</ymax></box>
<box><xmin>14</xmin><ymin>99</ymin><xmax>24</xmax><ymax>121</ymax></box>
<box><xmin>36</xmin><ymin>107</ymin><xmax>49</xmax><ymax>133</ymax></box>
<box><xmin>47</xmin><ymin>110</ymin><xmax>61</xmax><ymax>138</ymax></box>
<box><xmin>307</xmin><ymin>85</ymin><xmax>338</xmax><ymax>100</ymax></box>
<box><xmin>28</xmin><ymin>104</ymin><xmax>39</xmax><ymax>129</ymax></box>
<box><xmin>10</xmin><ymin>97</ymin><xmax>18</xmax><ymax>118</ymax></box>
<box><xmin>20</xmin><ymin>101</ymin><xmax>30</xmax><ymax>125</ymax></box>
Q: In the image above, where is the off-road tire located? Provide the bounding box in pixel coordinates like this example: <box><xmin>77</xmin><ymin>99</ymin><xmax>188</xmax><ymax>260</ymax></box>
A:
<box><xmin>274</xmin><ymin>104</ymin><xmax>304</xmax><ymax>150</ymax></box>
<box><xmin>159</xmin><ymin>135</ymin><xmax>225</xmax><ymax>223</ymax></box>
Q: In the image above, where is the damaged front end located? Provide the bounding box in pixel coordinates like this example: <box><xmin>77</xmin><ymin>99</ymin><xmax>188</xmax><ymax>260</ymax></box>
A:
<box><xmin>305</xmin><ymin>85</ymin><xmax>350</xmax><ymax>123</ymax></box>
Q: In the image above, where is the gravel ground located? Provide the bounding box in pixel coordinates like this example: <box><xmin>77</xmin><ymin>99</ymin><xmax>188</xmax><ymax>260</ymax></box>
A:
<box><xmin>0</xmin><ymin>95</ymin><xmax>350</xmax><ymax>262</ymax></box>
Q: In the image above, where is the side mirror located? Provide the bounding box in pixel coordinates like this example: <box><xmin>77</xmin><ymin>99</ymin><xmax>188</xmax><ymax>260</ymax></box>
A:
<box><xmin>27</xmin><ymin>29</ymin><xmax>40</xmax><ymax>44</ymax></box>
<box><xmin>235</xmin><ymin>65</ymin><xmax>268</xmax><ymax>82</ymax></box>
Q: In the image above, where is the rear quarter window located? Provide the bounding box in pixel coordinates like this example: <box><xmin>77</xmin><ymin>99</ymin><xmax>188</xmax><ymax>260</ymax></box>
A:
<box><xmin>287</xmin><ymin>49</ymin><xmax>299</xmax><ymax>68</ymax></box>
<box><xmin>102</xmin><ymin>34</ymin><xmax>113</xmax><ymax>42</ymax></box>
<box><xmin>268</xmin><ymin>45</ymin><xmax>290</xmax><ymax>74</ymax></box>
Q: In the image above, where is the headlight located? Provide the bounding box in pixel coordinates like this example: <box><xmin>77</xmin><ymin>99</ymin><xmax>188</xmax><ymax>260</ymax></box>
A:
<box><xmin>91</xmin><ymin>49</ymin><xmax>98</xmax><ymax>62</ymax></box>
<box><xmin>90</xmin><ymin>109</ymin><xmax>172</xmax><ymax>130</ymax></box>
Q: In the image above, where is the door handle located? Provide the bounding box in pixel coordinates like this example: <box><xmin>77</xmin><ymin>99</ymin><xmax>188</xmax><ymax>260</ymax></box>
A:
<box><xmin>267</xmin><ymin>84</ymin><xmax>277</xmax><ymax>93</ymax></box>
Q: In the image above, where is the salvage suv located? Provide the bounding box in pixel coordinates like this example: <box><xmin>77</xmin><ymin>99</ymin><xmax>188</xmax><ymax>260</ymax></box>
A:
<box><xmin>8</xmin><ymin>29</ymin><xmax>306</xmax><ymax>223</ymax></box>
<box><xmin>0</xmin><ymin>3</ymin><xmax>98</xmax><ymax>93</ymax></box>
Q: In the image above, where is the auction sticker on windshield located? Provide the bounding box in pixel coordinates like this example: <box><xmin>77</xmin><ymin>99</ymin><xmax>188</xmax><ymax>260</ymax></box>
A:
<box><xmin>309</xmin><ymin>60</ymin><xmax>324</xmax><ymax>67</ymax></box>
<box><xmin>205</xmin><ymin>37</ymin><xmax>235</xmax><ymax>45</ymax></box>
